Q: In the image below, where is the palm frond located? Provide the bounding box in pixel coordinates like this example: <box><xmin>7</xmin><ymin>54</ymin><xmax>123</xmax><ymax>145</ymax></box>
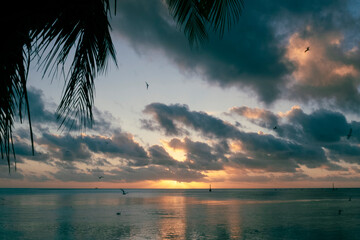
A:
<box><xmin>1</xmin><ymin>0</ymin><xmax>116</xmax><ymax>170</ymax></box>
<box><xmin>31</xmin><ymin>0</ymin><xmax>117</xmax><ymax>130</ymax></box>
<box><xmin>0</xmin><ymin>20</ymin><xmax>34</xmax><ymax>171</ymax></box>
<box><xmin>167</xmin><ymin>0</ymin><xmax>208</xmax><ymax>48</ymax></box>
<box><xmin>207</xmin><ymin>0</ymin><xmax>244</xmax><ymax>37</ymax></box>
<box><xmin>166</xmin><ymin>0</ymin><xmax>244</xmax><ymax>46</ymax></box>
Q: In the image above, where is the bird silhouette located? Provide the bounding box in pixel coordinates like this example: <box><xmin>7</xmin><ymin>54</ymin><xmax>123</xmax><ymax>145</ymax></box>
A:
<box><xmin>120</xmin><ymin>189</ymin><xmax>127</xmax><ymax>195</ymax></box>
<box><xmin>145</xmin><ymin>81</ymin><xmax>149</xmax><ymax>90</ymax></box>
<box><xmin>98</xmin><ymin>176</ymin><xmax>104</xmax><ymax>180</ymax></box>
<box><xmin>304</xmin><ymin>46</ymin><xmax>310</xmax><ymax>53</ymax></box>
<box><xmin>273</xmin><ymin>126</ymin><xmax>277</xmax><ymax>130</ymax></box>
<box><xmin>347</xmin><ymin>128</ymin><xmax>352</xmax><ymax>139</ymax></box>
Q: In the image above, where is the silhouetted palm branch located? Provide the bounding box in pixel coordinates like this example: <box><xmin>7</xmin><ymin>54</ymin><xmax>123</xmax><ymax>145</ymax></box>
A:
<box><xmin>167</xmin><ymin>0</ymin><xmax>244</xmax><ymax>47</ymax></box>
<box><xmin>1</xmin><ymin>0</ymin><xmax>243</xmax><ymax>171</ymax></box>
<box><xmin>1</xmin><ymin>0</ymin><xmax>116</xmax><ymax>170</ymax></box>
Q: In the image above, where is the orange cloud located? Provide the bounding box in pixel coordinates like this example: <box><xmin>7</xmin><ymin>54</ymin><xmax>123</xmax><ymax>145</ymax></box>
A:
<box><xmin>230</xmin><ymin>106</ymin><xmax>268</xmax><ymax>119</ymax></box>
<box><xmin>278</xmin><ymin>105</ymin><xmax>301</xmax><ymax>118</ymax></box>
<box><xmin>162</xmin><ymin>139</ymin><xmax>187</xmax><ymax>162</ymax></box>
<box><xmin>285</xmin><ymin>31</ymin><xmax>358</xmax><ymax>86</ymax></box>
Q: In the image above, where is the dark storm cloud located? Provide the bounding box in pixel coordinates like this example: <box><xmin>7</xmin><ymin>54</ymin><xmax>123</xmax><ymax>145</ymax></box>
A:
<box><xmin>27</xmin><ymin>87</ymin><xmax>56</xmax><ymax>124</ymax></box>
<box><xmin>38</xmin><ymin>129</ymin><xmax>150</xmax><ymax>166</ymax></box>
<box><xmin>325</xmin><ymin>143</ymin><xmax>360</xmax><ymax>164</ymax></box>
<box><xmin>82</xmin><ymin>130</ymin><xmax>149</xmax><ymax>166</ymax></box>
<box><xmin>235</xmin><ymin>106</ymin><xmax>354</xmax><ymax>145</ymax></box>
<box><xmin>112</xmin><ymin>0</ymin><xmax>360</xmax><ymax>110</ymax></box>
<box><xmin>143</xmin><ymin>103</ymin><xmax>238</xmax><ymax>138</ymax></box>
<box><xmin>39</xmin><ymin>133</ymin><xmax>92</xmax><ymax>162</ymax></box>
<box><xmin>12</xmin><ymin>140</ymin><xmax>50</xmax><ymax>163</ymax></box>
<box><xmin>236</xmin><ymin>132</ymin><xmax>328</xmax><ymax>170</ymax></box>
<box><xmin>148</xmin><ymin>145</ymin><xmax>180</xmax><ymax>166</ymax></box>
<box><xmin>286</xmin><ymin>108</ymin><xmax>350</xmax><ymax>143</ymax></box>
<box><xmin>231</xmin><ymin>105</ymin><xmax>360</xmax><ymax>167</ymax></box>
<box><xmin>112</xmin><ymin>0</ymin><xmax>288</xmax><ymax>103</ymax></box>
<box><xmin>349</xmin><ymin>121</ymin><xmax>360</xmax><ymax>143</ymax></box>
<box><xmin>24</xmin><ymin>88</ymin><xmax>114</xmax><ymax>132</ymax></box>
<box><xmin>144</xmin><ymin>103</ymin><xmax>335</xmax><ymax>172</ymax></box>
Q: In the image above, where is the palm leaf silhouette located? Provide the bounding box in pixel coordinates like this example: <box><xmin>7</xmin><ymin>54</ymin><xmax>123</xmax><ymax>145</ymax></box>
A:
<box><xmin>167</xmin><ymin>0</ymin><xmax>244</xmax><ymax>47</ymax></box>
<box><xmin>0</xmin><ymin>0</ymin><xmax>244</xmax><ymax>171</ymax></box>
<box><xmin>1</xmin><ymin>0</ymin><xmax>116</xmax><ymax>170</ymax></box>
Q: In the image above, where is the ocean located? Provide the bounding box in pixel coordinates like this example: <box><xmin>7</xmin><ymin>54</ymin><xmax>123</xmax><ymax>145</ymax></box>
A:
<box><xmin>0</xmin><ymin>188</ymin><xmax>359</xmax><ymax>239</ymax></box>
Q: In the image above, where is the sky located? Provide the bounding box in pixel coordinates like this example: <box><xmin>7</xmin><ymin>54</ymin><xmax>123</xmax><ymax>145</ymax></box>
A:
<box><xmin>2</xmin><ymin>0</ymin><xmax>360</xmax><ymax>188</ymax></box>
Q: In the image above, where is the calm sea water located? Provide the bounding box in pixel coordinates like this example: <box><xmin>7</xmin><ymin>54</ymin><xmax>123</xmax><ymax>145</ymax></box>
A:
<box><xmin>0</xmin><ymin>188</ymin><xmax>359</xmax><ymax>240</ymax></box>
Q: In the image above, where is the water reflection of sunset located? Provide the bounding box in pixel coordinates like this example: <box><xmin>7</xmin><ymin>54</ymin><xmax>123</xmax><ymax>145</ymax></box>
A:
<box><xmin>157</xmin><ymin>196</ymin><xmax>186</xmax><ymax>239</ymax></box>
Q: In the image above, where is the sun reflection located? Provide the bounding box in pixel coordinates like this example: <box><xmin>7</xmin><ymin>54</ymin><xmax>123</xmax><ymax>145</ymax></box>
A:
<box><xmin>157</xmin><ymin>196</ymin><xmax>186</xmax><ymax>240</ymax></box>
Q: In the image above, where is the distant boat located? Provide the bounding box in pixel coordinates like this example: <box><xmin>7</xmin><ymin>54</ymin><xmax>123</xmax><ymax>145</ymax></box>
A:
<box><xmin>209</xmin><ymin>184</ymin><xmax>212</xmax><ymax>192</ymax></box>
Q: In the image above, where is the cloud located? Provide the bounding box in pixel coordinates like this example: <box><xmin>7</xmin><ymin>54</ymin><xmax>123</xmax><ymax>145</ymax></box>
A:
<box><xmin>0</xmin><ymin>166</ymin><xmax>24</xmax><ymax>179</ymax></box>
<box><xmin>143</xmin><ymin>103</ymin><xmax>338</xmax><ymax>172</ymax></box>
<box><xmin>148</xmin><ymin>145</ymin><xmax>180</xmax><ymax>167</ymax></box>
<box><xmin>167</xmin><ymin>137</ymin><xmax>226</xmax><ymax>170</ymax></box>
<box><xmin>230</xmin><ymin>106</ymin><xmax>279</xmax><ymax>129</ymax></box>
<box><xmin>111</xmin><ymin>0</ymin><xmax>360</xmax><ymax>113</ymax></box>
<box><xmin>82</xmin><ymin>130</ymin><xmax>149</xmax><ymax>166</ymax></box>
<box><xmin>27</xmin><ymin>87</ymin><xmax>56</xmax><ymax>124</ymax></box>
<box><xmin>285</xmin><ymin>29</ymin><xmax>360</xmax><ymax>112</ymax></box>
<box><xmin>288</xmin><ymin>108</ymin><xmax>350</xmax><ymax>142</ymax></box>
<box><xmin>39</xmin><ymin>133</ymin><xmax>92</xmax><ymax>162</ymax></box>
<box><xmin>143</xmin><ymin>103</ymin><xmax>238</xmax><ymax>138</ymax></box>
<box><xmin>52</xmin><ymin>165</ymin><xmax>205</xmax><ymax>183</ymax></box>
<box><xmin>111</xmin><ymin>0</ymin><xmax>289</xmax><ymax>103</ymax></box>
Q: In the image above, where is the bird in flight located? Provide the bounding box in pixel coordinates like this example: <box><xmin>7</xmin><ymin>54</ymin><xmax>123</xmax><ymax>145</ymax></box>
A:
<box><xmin>304</xmin><ymin>46</ymin><xmax>310</xmax><ymax>53</ymax></box>
<box><xmin>273</xmin><ymin>126</ymin><xmax>277</xmax><ymax>130</ymax></box>
<box><xmin>145</xmin><ymin>81</ymin><xmax>149</xmax><ymax>90</ymax></box>
<box><xmin>120</xmin><ymin>189</ymin><xmax>127</xmax><ymax>195</ymax></box>
<box><xmin>347</xmin><ymin>128</ymin><xmax>352</xmax><ymax>139</ymax></box>
<box><xmin>98</xmin><ymin>176</ymin><xmax>104</xmax><ymax>180</ymax></box>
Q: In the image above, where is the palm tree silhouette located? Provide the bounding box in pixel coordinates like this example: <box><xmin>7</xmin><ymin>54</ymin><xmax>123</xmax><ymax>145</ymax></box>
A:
<box><xmin>0</xmin><ymin>0</ymin><xmax>244</xmax><ymax>171</ymax></box>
